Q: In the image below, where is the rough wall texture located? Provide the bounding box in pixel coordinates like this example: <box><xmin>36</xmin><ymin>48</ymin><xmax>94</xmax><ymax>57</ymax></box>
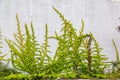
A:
<box><xmin>0</xmin><ymin>0</ymin><xmax>120</xmax><ymax>62</ymax></box>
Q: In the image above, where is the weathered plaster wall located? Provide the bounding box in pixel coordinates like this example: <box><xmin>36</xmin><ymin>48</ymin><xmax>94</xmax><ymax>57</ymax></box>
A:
<box><xmin>0</xmin><ymin>0</ymin><xmax>120</xmax><ymax>63</ymax></box>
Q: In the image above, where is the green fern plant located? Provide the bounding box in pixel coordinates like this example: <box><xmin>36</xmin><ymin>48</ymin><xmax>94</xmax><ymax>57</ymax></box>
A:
<box><xmin>90</xmin><ymin>33</ymin><xmax>108</xmax><ymax>78</ymax></box>
<box><xmin>6</xmin><ymin>15</ymin><xmax>51</xmax><ymax>74</ymax></box>
<box><xmin>5</xmin><ymin>8</ymin><xmax>110</xmax><ymax>79</ymax></box>
<box><xmin>47</xmin><ymin>7</ymin><xmax>108</xmax><ymax>79</ymax></box>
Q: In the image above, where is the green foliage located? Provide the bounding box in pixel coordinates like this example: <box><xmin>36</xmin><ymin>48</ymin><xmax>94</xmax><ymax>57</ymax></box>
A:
<box><xmin>5</xmin><ymin>73</ymin><xmax>59</xmax><ymax>80</ymax></box>
<box><xmin>6</xmin><ymin>15</ymin><xmax>51</xmax><ymax>74</ymax></box>
<box><xmin>90</xmin><ymin>33</ymin><xmax>108</xmax><ymax>76</ymax></box>
<box><xmin>0</xmin><ymin>30</ymin><xmax>6</xmax><ymax>61</ymax></box>
<box><xmin>0</xmin><ymin>29</ymin><xmax>9</xmax><ymax>78</ymax></box>
<box><xmin>106</xmin><ymin>39</ymin><xmax>120</xmax><ymax>78</ymax></box>
<box><xmin>45</xmin><ymin>7</ymin><xmax>108</xmax><ymax>78</ymax></box>
<box><xmin>5</xmin><ymin>74</ymin><xmax>32</xmax><ymax>80</ymax></box>
<box><xmin>0</xmin><ymin>62</ymin><xmax>19</xmax><ymax>77</ymax></box>
<box><xmin>106</xmin><ymin>70</ymin><xmax>120</xmax><ymax>78</ymax></box>
<box><xmin>4</xmin><ymin>7</ymin><xmax>119</xmax><ymax>79</ymax></box>
<box><xmin>112</xmin><ymin>39</ymin><xmax>119</xmax><ymax>62</ymax></box>
<box><xmin>0</xmin><ymin>30</ymin><xmax>18</xmax><ymax>78</ymax></box>
<box><xmin>112</xmin><ymin>39</ymin><xmax>120</xmax><ymax>71</ymax></box>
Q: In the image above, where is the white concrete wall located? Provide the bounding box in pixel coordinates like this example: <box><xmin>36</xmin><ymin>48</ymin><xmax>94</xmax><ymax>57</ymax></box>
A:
<box><xmin>1</xmin><ymin>0</ymin><xmax>120</xmax><ymax>62</ymax></box>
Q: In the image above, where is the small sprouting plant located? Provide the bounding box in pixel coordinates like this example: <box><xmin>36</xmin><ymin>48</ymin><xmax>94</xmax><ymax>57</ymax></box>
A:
<box><xmin>105</xmin><ymin>39</ymin><xmax>120</xmax><ymax>78</ymax></box>
<box><xmin>112</xmin><ymin>39</ymin><xmax>120</xmax><ymax>72</ymax></box>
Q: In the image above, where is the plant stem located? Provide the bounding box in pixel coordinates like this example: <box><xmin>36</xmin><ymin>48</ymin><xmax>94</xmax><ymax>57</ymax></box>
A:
<box><xmin>87</xmin><ymin>35</ymin><xmax>92</xmax><ymax>73</ymax></box>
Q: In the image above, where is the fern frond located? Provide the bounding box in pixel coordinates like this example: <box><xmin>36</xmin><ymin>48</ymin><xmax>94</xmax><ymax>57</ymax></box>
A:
<box><xmin>16</xmin><ymin>14</ymin><xmax>24</xmax><ymax>48</ymax></box>
<box><xmin>79</xmin><ymin>19</ymin><xmax>84</xmax><ymax>36</ymax></box>
<box><xmin>53</xmin><ymin>7</ymin><xmax>65</xmax><ymax>22</ymax></box>
<box><xmin>0</xmin><ymin>29</ymin><xmax>6</xmax><ymax>61</ymax></box>
<box><xmin>112</xmin><ymin>39</ymin><xmax>119</xmax><ymax>62</ymax></box>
